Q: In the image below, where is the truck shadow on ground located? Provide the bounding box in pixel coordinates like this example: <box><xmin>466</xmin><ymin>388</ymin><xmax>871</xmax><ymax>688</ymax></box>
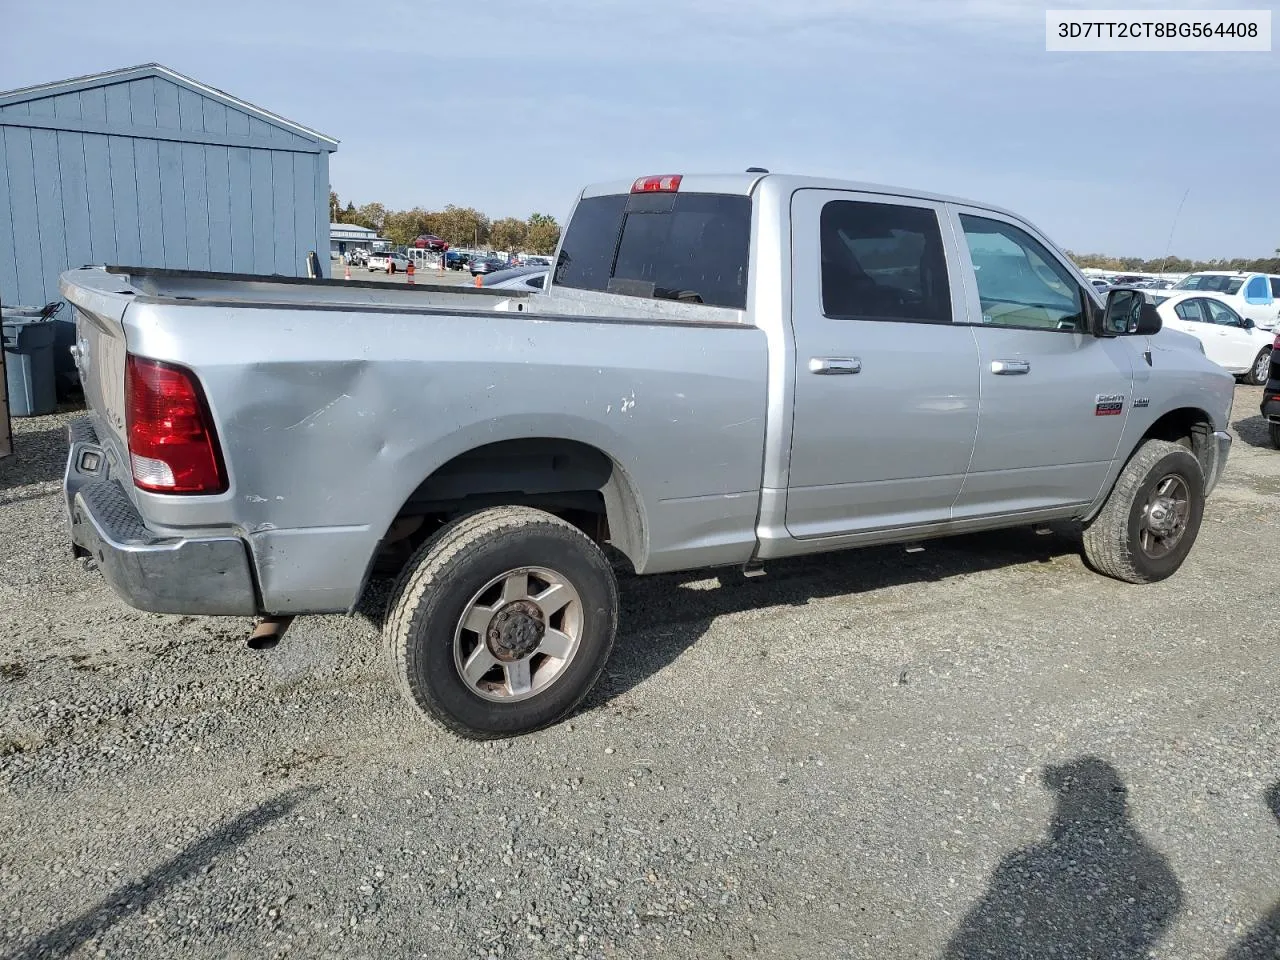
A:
<box><xmin>587</xmin><ymin>525</ymin><xmax>1081</xmax><ymax>707</ymax></box>
<box><xmin>1232</xmin><ymin>414</ymin><xmax>1274</xmax><ymax>450</ymax></box>
<box><xmin>358</xmin><ymin>526</ymin><xmax>1081</xmax><ymax>711</ymax></box>
<box><xmin>7</xmin><ymin>787</ymin><xmax>317</xmax><ymax>960</ymax></box>
<box><xmin>941</xmin><ymin>756</ymin><xmax>1184</xmax><ymax>960</ymax></box>
<box><xmin>0</xmin><ymin>425</ymin><xmax>68</xmax><ymax>492</ymax></box>
<box><xmin>1224</xmin><ymin>780</ymin><xmax>1280</xmax><ymax>960</ymax></box>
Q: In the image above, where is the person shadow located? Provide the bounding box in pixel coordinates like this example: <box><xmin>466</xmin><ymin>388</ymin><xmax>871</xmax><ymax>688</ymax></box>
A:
<box><xmin>943</xmin><ymin>756</ymin><xmax>1183</xmax><ymax>960</ymax></box>
<box><xmin>1223</xmin><ymin>780</ymin><xmax>1280</xmax><ymax>960</ymax></box>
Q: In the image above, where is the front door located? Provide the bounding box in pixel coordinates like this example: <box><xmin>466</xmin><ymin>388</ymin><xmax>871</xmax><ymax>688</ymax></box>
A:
<box><xmin>948</xmin><ymin>207</ymin><xmax>1135</xmax><ymax>518</ymax></box>
<box><xmin>784</xmin><ymin>190</ymin><xmax>981</xmax><ymax>539</ymax></box>
<box><xmin>1202</xmin><ymin>297</ymin><xmax>1259</xmax><ymax>371</ymax></box>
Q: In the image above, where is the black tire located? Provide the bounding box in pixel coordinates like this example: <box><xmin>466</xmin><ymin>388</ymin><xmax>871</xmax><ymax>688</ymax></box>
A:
<box><xmin>1269</xmin><ymin>422</ymin><xmax>1280</xmax><ymax>450</ymax></box>
<box><xmin>1247</xmin><ymin>348</ymin><xmax>1271</xmax><ymax>386</ymax></box>
<box><xmin>1082</xmin><ymin>439</ymin><xmax>1205</xmax><ymax>584</ymax></box>
<box><xmin>384</xmin><ymin>506</ymin><xmax>619</xmax><ymax>739</ymax></box>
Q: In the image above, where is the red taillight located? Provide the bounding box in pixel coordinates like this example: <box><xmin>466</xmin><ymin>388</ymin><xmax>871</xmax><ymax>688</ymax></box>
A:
<box><xmin>631</xmin><ymin>174</ymin><xmax>682</xmax><ymax>194</ymax></box>
<box><xmin>125</xmin><ymin>355</ymin><xmax>227</xmax><ymax>495</ymax></box>
<box><xmin>1272</xmin><ymin>331</ymin><xmax>1280</xmax><ymax>349</ymax></box>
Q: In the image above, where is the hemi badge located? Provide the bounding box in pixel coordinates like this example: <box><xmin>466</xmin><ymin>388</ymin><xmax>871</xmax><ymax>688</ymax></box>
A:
<box><xmin>1095</xmin><ymin>394</ymin><xmax>1125</xmax><ymax>417</ymax></box>
<box><xmin>1134</xmin><ymin>397</ymin><xmax>1151</xmax><ymax>408</ymax></box>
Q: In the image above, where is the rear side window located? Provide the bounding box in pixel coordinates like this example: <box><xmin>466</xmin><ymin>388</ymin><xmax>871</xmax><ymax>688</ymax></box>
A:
<box><xmin>1246</xmin><ymin>276</ymin><xmax>1270</xmax><ymax>299</ymax></box>
<box><xmin>820</xmin><ymin>201</ymin><xmax>951</xmax><ymax>323</ymax></box>
<box><xmin>554</xmin><ymin>192</ymin><xmax>752</xmax><ymax>309</ymax></box>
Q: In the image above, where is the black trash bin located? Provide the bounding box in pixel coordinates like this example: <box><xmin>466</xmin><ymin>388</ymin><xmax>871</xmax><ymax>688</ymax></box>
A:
<box><xmin>2</xmin><ymin>310</ymin><xmax>58</xmax><ymax>417</ymax></box>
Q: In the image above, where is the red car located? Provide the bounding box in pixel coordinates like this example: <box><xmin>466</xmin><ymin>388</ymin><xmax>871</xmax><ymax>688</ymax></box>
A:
<box><xmin>413</xmin><ymin>235</ymin><xmax>449</xmax><ymax>252</ymax></box>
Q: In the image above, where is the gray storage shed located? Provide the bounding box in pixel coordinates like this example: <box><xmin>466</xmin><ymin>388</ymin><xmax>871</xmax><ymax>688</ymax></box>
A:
<box><xmin>0</xmin><ymin>63</ymin><xmax>338</xmax><ymax>393</ymax></box>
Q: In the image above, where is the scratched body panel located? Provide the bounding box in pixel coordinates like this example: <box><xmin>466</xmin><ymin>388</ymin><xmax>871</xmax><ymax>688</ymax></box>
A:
<box><xmin>62</xmin><ymin>269</ymin><xmax>769</xmax><ymax>611</ymax></box>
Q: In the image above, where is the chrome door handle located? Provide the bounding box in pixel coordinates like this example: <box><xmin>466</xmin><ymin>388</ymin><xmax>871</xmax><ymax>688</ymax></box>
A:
<box><xmin>809</xmin><ymin>357</ymin><xmax>861</xmax><ymax>375</ymax></box>
<box><xmin>991</xmin><ymin>359</ymin><xmax>1030</xmax><ymax>375</ymax></box>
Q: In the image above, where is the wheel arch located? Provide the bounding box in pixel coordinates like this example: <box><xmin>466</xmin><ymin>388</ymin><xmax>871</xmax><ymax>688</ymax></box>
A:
<box><xmin>355</xmin><ymin>434</ymin><xmax>648</xmax><ymax>608</ymax></box>
<box><xmin>1085</xmin><ymin>405</ymin><xmax>1217</xmax><ymax>523</ymax></box>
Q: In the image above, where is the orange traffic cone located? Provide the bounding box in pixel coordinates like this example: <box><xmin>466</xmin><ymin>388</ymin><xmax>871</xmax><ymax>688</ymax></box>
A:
<box><xmin>344</xmin><ymin>262</ymin><xmax>351</xmax><ymax>281</ymax></box>
<box><xmin>406</xmin><ymin>261</ymin><xmax>415</xmax><ymax>285</ymax></box>
<box><xmin>474</xmin><ymin>273</ymin><xmax>483</xmax><ymax>288</ymax></box>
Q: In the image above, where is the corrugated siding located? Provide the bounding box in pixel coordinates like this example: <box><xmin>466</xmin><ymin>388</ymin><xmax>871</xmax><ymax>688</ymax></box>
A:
<box><xmin>0</xmin><ymin>73</ymin><xmax>332</xmax><ymax>386</ymax></box>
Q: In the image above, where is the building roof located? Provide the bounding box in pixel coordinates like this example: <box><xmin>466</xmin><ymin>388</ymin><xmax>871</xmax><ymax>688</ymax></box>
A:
<box><xmin>0</xmin><ymin>63</ymin><xmax>337</xmax><ymax>147</ymax></box>
<box><xmin>330</xmin><ymin>223</ymin><xmax>378</xmax><ymax>238</ymax></box>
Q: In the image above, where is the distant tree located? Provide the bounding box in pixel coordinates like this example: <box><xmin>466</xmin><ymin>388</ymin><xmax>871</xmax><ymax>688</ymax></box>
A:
<box><xmin>490</xmin><ymin>217</ymin><xmax>528</xmax><ymax>253</ymax></box>
<box><xmin>329</xmin><ymin>190</ymin><xmax>341</xmax><ymax>222</ymax></box>
<box><xmin>353</xmin><ymin>202</ymin><xmax>388</xmax><ymax>234</ymax></box>
<box><xmin>435</xmin><ymin>205</ymin><xmax>491</xmax><ymax>248</ymax></box>
<box><xmin>525</xmin><ymin>213</ymin><xmax>561</xmax><ymax>255</ymax></box>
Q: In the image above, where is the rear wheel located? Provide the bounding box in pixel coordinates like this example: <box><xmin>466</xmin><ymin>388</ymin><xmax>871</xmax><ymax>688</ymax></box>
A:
<box><xmin>1082</xmin><ymin>439</ymin><xmax>1205</xmax><ymax>584</ymax></box>
<box><xmin>1248</xmin><ymin>348</ymin><xmax>1271</xmax><ymax>386</ymax></box>
<box><xmin>384</xmin><ymin>506</ymin><xmax>619</xmax><ymax>739</ymax></box>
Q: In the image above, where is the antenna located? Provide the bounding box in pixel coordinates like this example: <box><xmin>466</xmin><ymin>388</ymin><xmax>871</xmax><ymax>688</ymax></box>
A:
<box><xmin>1159</xmin><ymin>187</ymin><xmax>1190</xmax><ymax>276</ymax></box>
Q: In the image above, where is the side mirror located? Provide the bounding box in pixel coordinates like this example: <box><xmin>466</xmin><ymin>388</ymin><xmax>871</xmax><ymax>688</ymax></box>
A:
<box><xmin>1243</xmin><ymin>317</ymin><xmax>1256</xmax><ymax>330</ymax></box>
<box><xmin>1099</xmin><ymin>288</ymin><xmax>1162</xmax><ymax>337</ymax></box>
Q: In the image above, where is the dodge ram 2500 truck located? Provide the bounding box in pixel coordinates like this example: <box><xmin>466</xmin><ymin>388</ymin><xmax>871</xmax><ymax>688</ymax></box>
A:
<box><xmin>60</xmin><ymin>171</ymin><xmax>1235</xmax><ymax>739</ymax></box>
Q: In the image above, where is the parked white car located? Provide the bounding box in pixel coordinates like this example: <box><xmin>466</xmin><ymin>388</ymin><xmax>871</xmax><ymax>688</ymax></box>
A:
<box><xmin>368</xmin><ymin>251</ymin><xmax>410</xmax><ymax>274</ymax></box>
<box><xmin>1167</xmin><ymin>271</ymin><xmax>1280</xmax><ymax>331</ymax></box>
<box><xmin>1149</xmin><ymin>290</ymin><xmax>1273</xmax><ymax>384</ymax></box>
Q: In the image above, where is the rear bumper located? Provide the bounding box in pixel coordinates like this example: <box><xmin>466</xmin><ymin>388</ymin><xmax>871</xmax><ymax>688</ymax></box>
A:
<box><xmin>1261</xmin><ymin>389</ymin><xmax>1280</xmax><ymax>422</ymax></box>
<box><xmin>65</xmin><ymin>416</ymin><xmax>259</xmax><ymax>615</ymax></box>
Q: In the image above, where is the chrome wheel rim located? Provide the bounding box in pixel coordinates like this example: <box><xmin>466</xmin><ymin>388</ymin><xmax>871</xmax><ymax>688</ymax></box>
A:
<box><xmin>452</xmin><ymin>567</ymin><xmax>583</xmax><ymax>703</ymax></box>
<box><xmin>1138</xmin><ymin>474</ymin><xmax>1190</xmax><ymax>559</ymax></box>
<box><xmin>1255</xmin><ymin>351</ymin><xmax>1270</xmax><ymax>383</ymax></box>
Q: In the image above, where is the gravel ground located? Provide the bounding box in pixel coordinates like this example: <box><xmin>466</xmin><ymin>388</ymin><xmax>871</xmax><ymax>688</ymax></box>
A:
<box><xmin>1</xmin><ymin>388</ymin><xmax>1278</xmax><ymax>960</ymax></box>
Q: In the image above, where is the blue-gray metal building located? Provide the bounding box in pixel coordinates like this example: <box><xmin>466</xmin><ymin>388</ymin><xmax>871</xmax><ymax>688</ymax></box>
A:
<box><xmin>0</xmin><ymin>63</ymin><xmax>338</xmax><ymax>392</ymax></box>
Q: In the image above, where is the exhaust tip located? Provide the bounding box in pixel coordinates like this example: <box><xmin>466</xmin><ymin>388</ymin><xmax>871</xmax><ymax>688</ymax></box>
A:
<box><xmin>247</xmin><ymin>616</ymin><xmax>294</xmax><ymax>651</ymax></box>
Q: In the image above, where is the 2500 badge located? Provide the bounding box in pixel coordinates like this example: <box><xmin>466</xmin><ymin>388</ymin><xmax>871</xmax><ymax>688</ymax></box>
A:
<box><xmin>1095</xmin><ymin>394</ymin><xmax>1125</xmax><ymax>417</ymax></box>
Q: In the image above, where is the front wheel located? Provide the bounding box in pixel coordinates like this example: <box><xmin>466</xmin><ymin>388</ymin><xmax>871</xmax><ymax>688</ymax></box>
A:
<box><xmin>1082</xmin><ymin>439</ymin><xmax>1205</xmax><ymax>584</ymax></box>
<box><xmin>1248</xmin><ymin>348</ymin><xmax>1271</xmax><ymax>386</ymax></box>
<box><xmin>384</xmin><ymin>506</ymin><xmax>619</xmax><ymax>739</ymax></box>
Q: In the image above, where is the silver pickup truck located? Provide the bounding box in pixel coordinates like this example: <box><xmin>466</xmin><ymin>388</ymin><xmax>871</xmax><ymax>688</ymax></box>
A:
<box><xmin>60</xmin><ymin>171</ymin><xmax>1234</xmax><ymax>739</ymax></box>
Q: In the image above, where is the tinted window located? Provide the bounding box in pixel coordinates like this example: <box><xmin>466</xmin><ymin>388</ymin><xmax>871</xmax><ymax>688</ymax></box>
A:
<box><xmin>1175</xmin><ymin>300</ymin><xmax>1207</xmax><ymax>323</ymax></box>
<box><xmin>1270</xmin><ymin>278</ymin><xmax>1280</xmax><ymax>298</ymax></box>
<box><xmin>819</xmin><ymin>201</ymin><xmax>951</xmax><ymax>323</ymax></box>
<box><xmin>554</xmin><ymin>195</ymin><xmax>627</xmax><ymax>293</ymax></box>
<box><xmin>1176</xmin><ymin>274</ymin><xmax>1246</xmax><ymax>294</ymax></box>
<box><xmin>555</xmin><ymin>192</ymin><xmax>751</xmax><ymax>309</ymax></box>
<box><xmin>1204</xmin><ymin>299</ymin><xmax>1241</xmax><ymax>325</ymax></box>
<box><xmin>959</xmin><ymin>215</ymin><xmax>1084</xmax><ymax>332</ymax></box>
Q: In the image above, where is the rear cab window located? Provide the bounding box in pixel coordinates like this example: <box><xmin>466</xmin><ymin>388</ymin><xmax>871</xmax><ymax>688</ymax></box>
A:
<box><xmin>554</xmin><ymin>191</ymin><xmax>752</xmax><ymax>309</ymax></box>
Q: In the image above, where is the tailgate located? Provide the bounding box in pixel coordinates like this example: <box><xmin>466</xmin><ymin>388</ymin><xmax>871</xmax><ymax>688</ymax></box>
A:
<box><xmin>59</xmin><ymin>269</ymin><xmax>135</xmax><ymax>463</ymax></box>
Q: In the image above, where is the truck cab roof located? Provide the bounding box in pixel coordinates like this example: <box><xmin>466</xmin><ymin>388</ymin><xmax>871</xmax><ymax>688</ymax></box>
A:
<box><xmin>578</xmin><ymin>171</ymin><xmax>1020</xmax><ymax>221</ymax></box>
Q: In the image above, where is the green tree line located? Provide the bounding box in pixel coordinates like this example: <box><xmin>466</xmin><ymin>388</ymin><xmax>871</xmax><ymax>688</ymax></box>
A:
<box><xmin>1066</xmin><ymin>248</ymin><xmax>1280</xmax><ymax>274</ymax></box>
<box><xmin>330</xmin><ymin>192</ymin><xmax>561</xmax><ymax>255</ymax></box>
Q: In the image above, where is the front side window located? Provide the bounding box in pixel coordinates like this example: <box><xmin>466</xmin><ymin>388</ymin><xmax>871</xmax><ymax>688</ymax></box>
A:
<box><xmin>1246</xmin><ymin>276</ymin><xmax>1271</xmax><ymax>301</ymax></box>
<box><xmin>1204</xmin><ymin>299</ymin><xmax>1242</xmax><ymax>325</ymax></box>
<box><xmin>959</xmin><ymin>215</ymin><xmax>1084</xmax><ymax>332</ymax></box>
<box><xmin>819</xmin><ymin>200</ymin><xmax>951</xmax><ymax>323</ymax></box>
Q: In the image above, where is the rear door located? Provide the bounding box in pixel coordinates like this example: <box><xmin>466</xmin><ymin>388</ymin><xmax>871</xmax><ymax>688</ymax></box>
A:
<box><xmin>947</xmin><ymin>206</ymin><xmax>1135</xmax><ymax>517</ymax></box>
<box><xmin>784</xmin><ymin>190</ymin><xmax>980</xmax><ymax>538</ymax></box>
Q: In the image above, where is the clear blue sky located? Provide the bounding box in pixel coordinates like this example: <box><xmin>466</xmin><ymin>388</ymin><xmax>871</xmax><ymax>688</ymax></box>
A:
<box><xmin>3</xmin><ymin>0</ymin><xmax>1276</xmax><ymax>259</ymax></box>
